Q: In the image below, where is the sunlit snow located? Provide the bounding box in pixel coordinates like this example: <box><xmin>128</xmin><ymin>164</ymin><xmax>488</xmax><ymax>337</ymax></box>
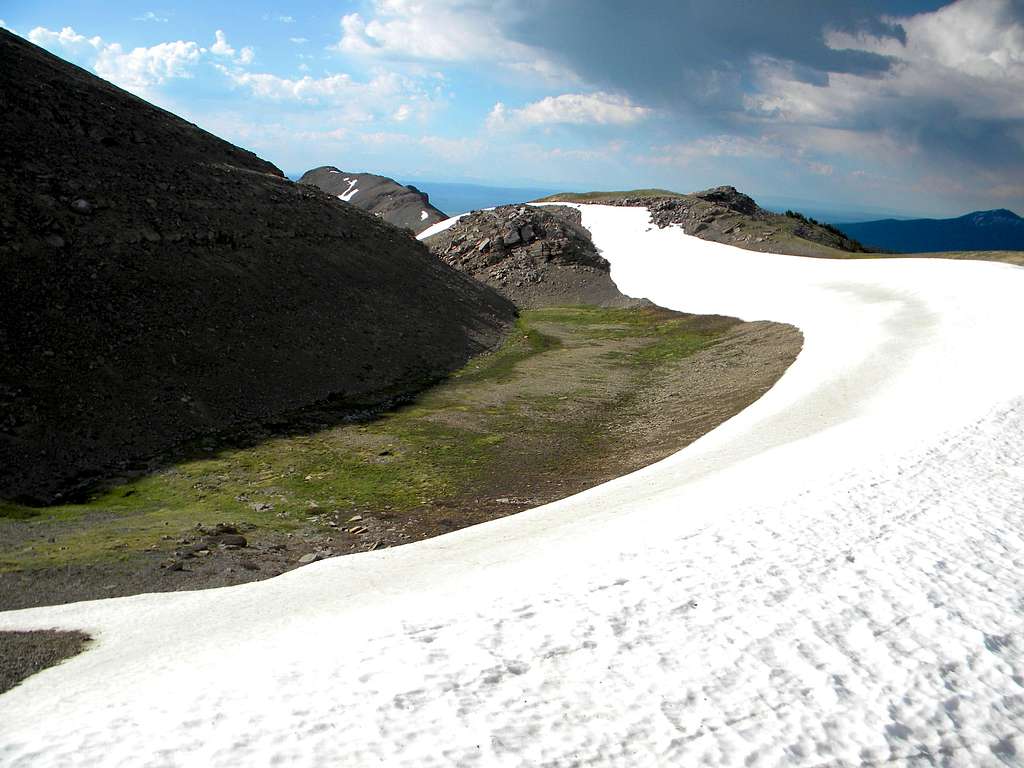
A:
<box><xmin>337</xmin><ymin>177</ymin><xmax>359</xmax><ymax>202</ymax></box>
<box><xmin>3</xmin><ymin>204</ymin><xmax>1024</xmax><ymax>766</ymax></box>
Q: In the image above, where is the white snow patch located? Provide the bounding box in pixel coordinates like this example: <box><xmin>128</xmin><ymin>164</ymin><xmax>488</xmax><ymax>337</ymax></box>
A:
<box><xmin>416</xmin><ymin>208</ymin><xmax>496</xmax><ymax>240</ymax></box>
<box><xmin>4</xmin><ymin>204</ymin><xmax>1024</xmax><ymax>766</ymax></box>
<box><xmin>327</xmin><ymin>169</ymin><xmax>341</xmax><ymax>174</ymax></box>
<box><xmin>420</xmin><ymin>210</ymin><xmax>429</xmax><ymax>221</ymax></box>
<box><xmin>337</xmin><ymin>177</ymin><xmax>359</xmax><ymax>202</ymax></box>
<box><xmin>416</xmin><ymin>214</ymin><xmax>464</xmax><ymax>239</ymax></box>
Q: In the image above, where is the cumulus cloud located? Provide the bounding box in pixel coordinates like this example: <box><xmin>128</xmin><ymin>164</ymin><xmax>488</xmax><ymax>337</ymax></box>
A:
<box><xmin>25</xmin><ymin>25</ymin><xmax>263</xmax><ymax>96</ymax></box>
<box><xmin>218</xmin><ymin>67</ymin><xmax>441</xmax><ymax>123</ymax></box>
<box><xmin>743</xmin><ymin>0</ymin><xmax>1024</xmax><ymax>183</ymax></box>
<box><xmin>336</xmin><ymin>0</ymin><xmax>575</xmax><ymax>82</ymax></box>
<box><xmin>487</xmin><ymin>92</ymin><xmax>650</xmax><ymax>130</ymax></box>
<box><xmin>209</xmin><ymin>30</ymin><xmax>254</xmax><ymax>65</ymax></box>
<box><xmin>28</xmin><ymin>26</ymin><xmax>202</xmax><ymax>92</ymax></box>
<box><xmin>485</xmin><ymin>0</ymin><xmax>1024</xmax><ymax>208</ymax></box>
<box><xmin>210</xmin><ymin>29</ymin><xmax>234</xmax><ymax>57</ymax></box>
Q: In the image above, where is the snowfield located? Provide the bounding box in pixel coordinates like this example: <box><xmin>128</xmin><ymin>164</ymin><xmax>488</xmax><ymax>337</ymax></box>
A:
<box><xmin>3</xmin><ymin>204</ymin><xmax>1024</xmax><ymax>766</ymax></box>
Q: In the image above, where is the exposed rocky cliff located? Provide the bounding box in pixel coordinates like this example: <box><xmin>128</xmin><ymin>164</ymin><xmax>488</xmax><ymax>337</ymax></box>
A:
<box><xmin>539</xmin><ymin>187</ymin><xmax>869</xmax><ymax>257</ymax></box>
<box><xmin>0</xmin><ymin>29</ymin><xmax>515</xmax><ymax>504</ymax></box>
<box><xmin>298</xmin><ymin>167</ymin><xmax>447</xmax><ymax>235</ymax></box>
<box><xmin>424</xmin><ymin>205</ymin><xmax>637</xmax><ymax>308</ymax></box>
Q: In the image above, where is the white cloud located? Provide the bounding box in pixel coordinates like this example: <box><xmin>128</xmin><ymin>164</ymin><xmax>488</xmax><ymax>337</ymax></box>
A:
<box><xmin>218</xmin><ymin>66</ymin><xmax>441</xmax><ymax>122</ymax></box>
<box><xmin>26</xmin><ymin>24</ymin><xmax>263</xmax><ymax>96</ymax></box>
<box><xmin>210</xmin><ymin>29</ymin><xmax>235</xmax><ymax>57</ymax></box>
<box><xmin>209</xmin><ymin>30</ymin><xmax>254</xmax><ymax>65</ymax></box>
<box><xmin>97</xmin><ymin>40</ymin><xmax>202</xmax><ymax>90</ymax></box>
<box><xmin>222</xmin><ymin>70</ymin><xmax>355</xmax><ymax>101</ymax></box>
<box><xmin>134</xmin><ymin>11</ymin><xmax>168</xmax><ymax>23</ymax></box>
<box><xmin>278</xmin><ymin>15</ymin><xmax>295</xmax><ymax>24</ymax></box>
<box><xmin>336</xmin><ymin>0</ymin><xmax>575</xmax><ymax>83</ymax></box>
<box><xmin>487</xmin><ymin>92</ymin><xmax>651</xmax><ymax>130</ymax></box>
<box><xmin>750</xmin><ymin>0</ymin><xmax>1024</xmax><ymax>125</ymax></box>
<box><xmin>289</xmin><ymin>37</ymin><xmax>308</xmax><ymax>44</ymax></box>
<box><xmin>28</xmin><ymin>26</ymin><xmax>201</xmax><ymax>92</ymax></box>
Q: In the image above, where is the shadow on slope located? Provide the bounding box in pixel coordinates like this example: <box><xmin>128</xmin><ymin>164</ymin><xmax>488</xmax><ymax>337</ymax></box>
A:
<box><xmin>0</xmin><ymin>29</ymin><xmax>515</xmax><ymax>505</ymax></box>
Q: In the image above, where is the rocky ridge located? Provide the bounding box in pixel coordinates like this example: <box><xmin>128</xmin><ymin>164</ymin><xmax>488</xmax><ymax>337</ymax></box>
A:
<box><xmin>424</xmin><ymin>205</ymin><xmax>637</xmax><ymax>308</ymax></box>
<box><xmin>541</xmin><ymin>187</ymin><xmax>869</xmax><ymax>257</ymax></box>
<box><xmin>298</xmin><ymin>166</ymin><xmax>447</xmax><ymax>235</ymax></box>
<box><xmin>0</xmin><ymin>30</ymin><xmax>515</xmax><ymax>504</ymax></box>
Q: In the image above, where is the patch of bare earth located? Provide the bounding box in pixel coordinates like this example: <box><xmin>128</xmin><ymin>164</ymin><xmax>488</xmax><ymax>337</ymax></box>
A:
<box><xmin>0</xmin><ymin>309</ymin><xmax>801</xmax><ymax>611</ymax></box>
<box><xmin>0</xmin><ymin>630</ymin><xmax>90</xmax><ymax>694</ymax></box>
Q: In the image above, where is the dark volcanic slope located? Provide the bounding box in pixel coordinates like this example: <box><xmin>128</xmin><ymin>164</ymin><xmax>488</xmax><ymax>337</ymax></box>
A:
<box><xmin>540</xmin><ymin>187</ymin><xmax>869</xmax><ymax>257</ymax></box>
<box><xmin>424</xmin><ymin>205</ymin><xmax>637</xmax><ymax>309</ymax></box>
<box><xmin>299</xmin><ymin>166</ymin><xmax>447</xmax><ymax>235</ymax></box>
<box><xmin>0</xmin><ymin>30</ymin><xmax>515</xmax><ymax>504</ymax></box>
<box><xmin>837</xmin><ymin>209</ymin><xmax>1024</xmax><ymax>253</ymax></box>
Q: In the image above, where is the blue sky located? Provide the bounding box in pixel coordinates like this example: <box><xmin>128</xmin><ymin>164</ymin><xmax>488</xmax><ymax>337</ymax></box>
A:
<box><xmin>3</xmin><ymin>0</ymin><xmax>1023</xmax><ymax>218</ymax></box>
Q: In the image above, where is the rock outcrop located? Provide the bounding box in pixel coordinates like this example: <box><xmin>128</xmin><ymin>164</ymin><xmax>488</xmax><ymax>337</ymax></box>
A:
<box><xmin>298</xmin><ymin>167</ymin><xmax>447</xmax><ymax>235</ymax></box>
<box><xmin>423</xmin><ymin>205</ymin><xmax>637</xmax><ymax>308</ymax></box>
<box><xmin>540</xmin><ymin>187</ymin><xmax>869</xmax><ymax>257</ymax></box>
<box><xmin>0</xmin><ymin>29</ymin><xmax>515</xmax><ymax>504</ymax></box>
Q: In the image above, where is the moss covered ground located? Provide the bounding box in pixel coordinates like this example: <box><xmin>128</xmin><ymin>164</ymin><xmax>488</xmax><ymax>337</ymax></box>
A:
<box><xmin>0</xmin><ymin>307</ymin><xmax>731</xmax><ymax>575</ymax></box>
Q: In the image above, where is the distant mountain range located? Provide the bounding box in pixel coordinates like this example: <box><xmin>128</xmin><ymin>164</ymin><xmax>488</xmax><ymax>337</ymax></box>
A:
<box><xmin>836</xmin><ymin>209</ymin><xmax>1024</xmax><ymax>253</ymax></box>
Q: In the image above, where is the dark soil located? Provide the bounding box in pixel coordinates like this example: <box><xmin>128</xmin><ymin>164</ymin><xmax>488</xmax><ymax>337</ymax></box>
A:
<box><xmin>425</xmin><ymin>204</ymin><xmax>639</xmax><ymax>308</ymax></box>
<box><xmin>299</xmin><ymin>166</ymin><xmax>447</xmax><ymax>234</ymax></box>
<box><xmin>0</xmin><ymin>30</ymin><xmax>515</xmax><ymax>505</ymax></box>
<box><xmin>0</xmin><ymin>630</ymin><xmax>90</xmax><ymax>695</ymax></box>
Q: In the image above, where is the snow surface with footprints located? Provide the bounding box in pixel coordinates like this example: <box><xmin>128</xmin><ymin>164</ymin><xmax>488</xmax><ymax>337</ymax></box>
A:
<box><xmin>3</xmin><ymin>204</ymin><xmax>1024</xmax><ymax>767</ymax></box>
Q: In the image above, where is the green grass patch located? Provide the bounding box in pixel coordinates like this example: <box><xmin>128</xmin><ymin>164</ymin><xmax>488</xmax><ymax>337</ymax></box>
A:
<box><xmin>0</xmin><ymin>502</ymin><xmax>39</xmax><ymax>520</ymax></box>
<box><xmin>452</xmin><ymin>316</ymin><xmax>560</xmax><ymax>384</ymax></box>
<box><xmin>0</xmin><ymin>305</ymin><xmax>732</xmax><ymax>573</ymax></box>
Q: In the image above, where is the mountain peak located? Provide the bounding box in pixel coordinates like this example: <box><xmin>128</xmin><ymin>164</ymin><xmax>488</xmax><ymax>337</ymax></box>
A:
<box><xmin>299</xmin><ymin>167</ymin><xmax>446</xmax><ymax>234</ymax></box>
<box><xmin>967</xmin><ymin>208</ymin><xmax>1021</xmax><ymax>223</ymax></box>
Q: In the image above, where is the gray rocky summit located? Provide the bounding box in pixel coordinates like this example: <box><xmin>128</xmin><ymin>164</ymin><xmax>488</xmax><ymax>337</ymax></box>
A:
<box><xmin>298</xmin><ymin>166</ymin><xmax>447</xmax><ymax>235</ymax></box>
<box><xmin>424</xmin><ymin>205</ymin><xmax>639</xmax><ymax>309</ymax></box>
